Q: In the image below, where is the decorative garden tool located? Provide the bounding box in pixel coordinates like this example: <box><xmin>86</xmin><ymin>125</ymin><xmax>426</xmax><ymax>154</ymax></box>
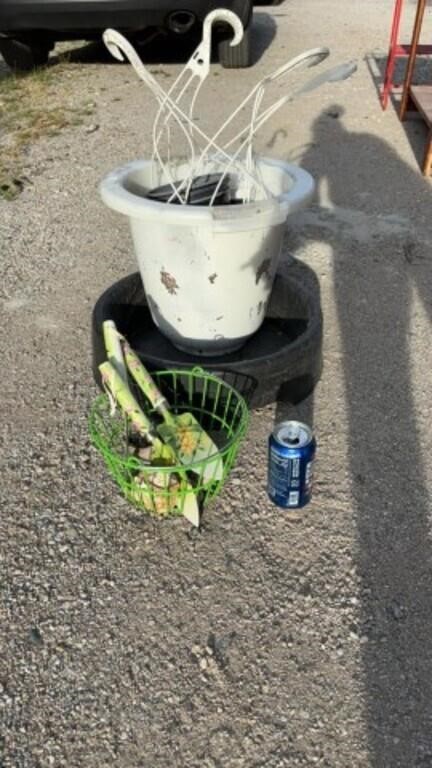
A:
<box><xmin>89</xmin><ymin>366</ymin><xmax>250</xmax><ymax>521</ymax></box>
<box><xmin>102</xmin><ymin>320</ymin><xmax>223</xmax><ymax>479</ymax></box>
<box><xmin>122</xmin><ymin>338</ymin><xmax>224</xmax><ymax>483</ymax></box>
<box><xmin>99</xmin><ymin>360</ymin><xmax>200</xmax><ymax>526</ymax></box>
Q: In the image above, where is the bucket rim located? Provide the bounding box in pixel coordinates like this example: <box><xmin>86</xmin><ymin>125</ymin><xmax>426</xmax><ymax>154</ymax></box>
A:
<box><xmin>99</xmin><ymin>156</ymin><xmax>315</xmax><ymax>230</ymax></box>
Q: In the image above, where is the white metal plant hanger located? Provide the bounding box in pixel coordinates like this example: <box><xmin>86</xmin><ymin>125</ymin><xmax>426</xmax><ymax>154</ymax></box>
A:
<box><xmin>103</xmin><ymin>13</ymin><xmax>356</xmax><ymax>206</ymax></box>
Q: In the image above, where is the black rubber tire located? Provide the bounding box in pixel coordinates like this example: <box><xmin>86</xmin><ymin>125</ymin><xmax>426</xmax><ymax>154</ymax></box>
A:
<box><xmin>0</xmin><ymin>38</ymin><xmax>50</xmax><ymax>72</ymax></box>
<box><xmin>91</xmin><ymin>271</ymin><xmax>323</xmax><ymax>409</ymax></box>
<box><xmin>218</xmin><ymin>25</ymin><xmax>251</xmax><ymax>68</ymax></box>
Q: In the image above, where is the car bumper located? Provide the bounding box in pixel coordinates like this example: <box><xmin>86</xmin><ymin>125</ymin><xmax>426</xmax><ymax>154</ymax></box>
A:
<box><xmin>0</xmin><ymin>0</ymin><xmax>251</xmax><ymax>34</ymax></box>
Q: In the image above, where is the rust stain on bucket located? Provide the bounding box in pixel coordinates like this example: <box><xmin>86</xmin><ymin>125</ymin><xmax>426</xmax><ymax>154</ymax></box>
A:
<box><xmin>160</xmin><ymin>270</ymin><xmax>179</xmax><ymax>295</ymax></box>
<box><xmin>208</xmin><ymin>273</ymin><xmax>218</xmax><ymax>284</ymax></box>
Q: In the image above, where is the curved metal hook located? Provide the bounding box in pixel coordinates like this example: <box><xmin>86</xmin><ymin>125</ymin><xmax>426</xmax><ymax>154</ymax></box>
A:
<box><xmin>103</xmin><ymin>29</ymin><xmax>162</xmax><ymax>94</ymax></box>
<box><xmin>103</xmin><ymin>28</ymin><xmax>128</xmax><ymax>62</ymax></box>
<box><xmin>202</xmin><ymin>9</ymin><xmax>244</xmax><ymax>48</ymax></box>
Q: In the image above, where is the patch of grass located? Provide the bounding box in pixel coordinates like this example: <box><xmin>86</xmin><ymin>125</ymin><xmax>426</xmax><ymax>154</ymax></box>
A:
<box><xmin>0</xmin><ymin>65</ymin><xmax>92</xmax><ymax>200</ymax></box>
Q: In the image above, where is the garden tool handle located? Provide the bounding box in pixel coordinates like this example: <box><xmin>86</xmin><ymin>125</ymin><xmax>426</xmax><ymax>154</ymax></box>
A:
<box><xmin>122</xmin><ymin>341</ymin><xmax>176</xmax><ymax>427</ymax></box>
<box><xmin>99</xmin><ymin>361</ymin><xmax>156</xmax><ymax>441</ymax></box>
<box><xmin>102</xmin><ymin>320</ymin><xmax>128</xmax><ymax>382</ymax></box>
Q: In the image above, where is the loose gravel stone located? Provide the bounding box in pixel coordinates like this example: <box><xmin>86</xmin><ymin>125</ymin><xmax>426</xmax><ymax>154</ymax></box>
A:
<box><xmin>1</xmin><ymin>4</ymin><xmax>432</xmax><ymax>768</ymax></box>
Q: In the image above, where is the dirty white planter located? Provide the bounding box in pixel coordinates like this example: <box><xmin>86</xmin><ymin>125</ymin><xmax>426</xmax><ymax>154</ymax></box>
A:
<box><xmin>100</xmin><ymin>156</ymin><xmax>315</xmax><ymax>355</ymax></box>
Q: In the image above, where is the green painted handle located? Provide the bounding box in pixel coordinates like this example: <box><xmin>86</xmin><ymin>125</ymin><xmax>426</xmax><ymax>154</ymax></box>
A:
<box><xmin>103</xmin><ymin>320</ymin><xmax>128</xmax><ymax>381</ymax></box>
<box><xmin>99</xmin><ymin>361</ymin><xmax>155</xmax><ymax>440</ymax></box>
<box><xmin>123</xmin><ymin>341</ymin><xmax>176</xmax><ymax>427</ymax></box>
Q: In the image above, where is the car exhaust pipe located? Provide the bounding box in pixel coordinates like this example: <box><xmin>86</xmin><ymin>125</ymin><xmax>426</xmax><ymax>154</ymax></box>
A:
<box><xmin>167</xmin><ymin>10</ymin><xmax>196</xmax><ymax>35</ymax></box>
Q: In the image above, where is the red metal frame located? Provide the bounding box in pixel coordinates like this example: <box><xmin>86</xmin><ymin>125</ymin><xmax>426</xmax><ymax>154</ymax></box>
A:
<box><xmin>381</xmin><ymin>0</ymin><xmax>432</xmax><ymax>109</ymax></box>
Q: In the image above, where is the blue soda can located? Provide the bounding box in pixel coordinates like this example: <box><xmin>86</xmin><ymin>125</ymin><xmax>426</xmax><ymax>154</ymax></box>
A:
<box><xmin>268</xmin><ymin>421</ymin><xmax>316</xmax><ymax>509</ymax></box>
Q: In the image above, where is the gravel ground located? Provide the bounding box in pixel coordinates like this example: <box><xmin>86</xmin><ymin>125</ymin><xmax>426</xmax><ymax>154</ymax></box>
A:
<box><xmin>1</xmin><ymin>1</ymin><xmax>432</xmax><ymax>766</ymax></box>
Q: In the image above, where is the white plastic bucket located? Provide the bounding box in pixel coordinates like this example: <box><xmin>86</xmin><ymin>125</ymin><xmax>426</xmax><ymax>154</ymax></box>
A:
<box><xmin>100</xmin><ymin>157</ymin><xmax>315</xmax><ymax>355</ymax></box>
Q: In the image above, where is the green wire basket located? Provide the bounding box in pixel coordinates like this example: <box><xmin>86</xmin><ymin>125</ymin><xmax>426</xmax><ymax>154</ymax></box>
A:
<box><xmin>88</xmin><ymin>367</ymin><xmax>250</xmax><ymax>517</ymax></box>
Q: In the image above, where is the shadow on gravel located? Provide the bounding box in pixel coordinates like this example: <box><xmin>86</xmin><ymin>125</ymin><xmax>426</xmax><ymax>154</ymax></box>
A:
<box><xmin>299</xmin><ymin>106</ymin><xmax>432</xmax><ymax>767</ymax></box>
<box><xmin>52</xmin><ymin>12</ymin><xmax>276</xmax><ymax>69</ymax></box>
<box><xmin>274</xmin><ymin>257</ymin><xmax>321</xmax><ymax>430</ymax></box>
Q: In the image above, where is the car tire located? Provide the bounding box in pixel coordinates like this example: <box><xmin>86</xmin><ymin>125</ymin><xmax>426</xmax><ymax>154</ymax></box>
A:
<box><xmin>218</xmin><ymin>25</ymin><xmax>251</xmax><ymax>68</ymax></box>
<box><xmin>91</xmin><ymin>271</ymin><xmax>323</xmax><ymax>409</ymax></box>
<box><xmin>0</xmin><ymin>37</ymin><xmax>50</xmax><ymax>72</ymax></box>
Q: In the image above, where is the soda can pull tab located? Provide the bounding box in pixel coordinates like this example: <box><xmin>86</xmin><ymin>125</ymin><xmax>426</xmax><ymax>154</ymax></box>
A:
<box><xmin>285</xmin><ymin>426</ymin><xmax>300</xmax><ymax>445</ymax></box>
